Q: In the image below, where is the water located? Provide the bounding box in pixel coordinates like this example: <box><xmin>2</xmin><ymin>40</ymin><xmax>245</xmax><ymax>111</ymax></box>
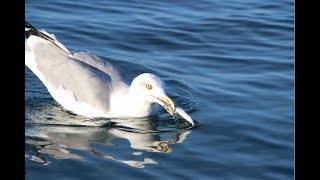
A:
<box><xmin>25</xmin><ymin>0</ymin><xmax>294</xmax><ymax>179</ymax></box>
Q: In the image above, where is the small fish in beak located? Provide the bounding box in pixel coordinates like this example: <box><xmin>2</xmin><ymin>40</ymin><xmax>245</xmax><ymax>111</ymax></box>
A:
<box><xmin>155</xmin><ymin>95</ymin><xmax>194</xmax><ymax>127</ymax></box>
<box><xmin>174</xmin><ymin>107</ymin><xmax>194</xmax><ymax>126</ymax></box>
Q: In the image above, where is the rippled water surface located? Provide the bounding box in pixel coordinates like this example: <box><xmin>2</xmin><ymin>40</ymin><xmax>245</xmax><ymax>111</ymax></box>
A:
<box><xmin>25</xmin><ymin>0</ymin><xmax>294</xmax><ymax>179</ymax></box>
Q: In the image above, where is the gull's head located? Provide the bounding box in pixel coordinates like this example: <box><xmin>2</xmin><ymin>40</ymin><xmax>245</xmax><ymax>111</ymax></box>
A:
<box><xmin>130</xmin><ymin>73</ymin><xmax>175</xmax><ymax>115</ymax></box>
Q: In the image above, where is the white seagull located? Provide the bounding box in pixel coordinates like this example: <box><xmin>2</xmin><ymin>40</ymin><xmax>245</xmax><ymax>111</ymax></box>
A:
<box><xmin>25</xmin><ymin>21</ymin><xmax>194</xmax><ymax>126</ymax></box>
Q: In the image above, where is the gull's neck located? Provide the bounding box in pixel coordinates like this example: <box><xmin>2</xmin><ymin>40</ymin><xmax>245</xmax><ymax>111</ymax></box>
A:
<box><xmin>108</xmin><ymin>85</ymin><xmax>159</xmax><ymax>117</ymax></box>
<box><xmin>126</xmin><ymin>89</ymin><xmax>159</xmax><ymax>117</ymax></box>
<box><xmin>128</xmin><ymin>94</ymin><xmax>159</xmax><ymax>117</ymax></box>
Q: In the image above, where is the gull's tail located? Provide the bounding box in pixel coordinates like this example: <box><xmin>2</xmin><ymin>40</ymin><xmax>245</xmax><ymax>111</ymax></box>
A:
<box><xmin>25</xmin><ymin>21</ymin><xmax>70</xmax><ymax>53</ymax></box>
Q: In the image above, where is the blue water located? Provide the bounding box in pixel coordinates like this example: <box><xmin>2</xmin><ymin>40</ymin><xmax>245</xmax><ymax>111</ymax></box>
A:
<box><xmin>25</xmin><ymin>0</ymin><xmax>294</xmax><ymax>179</ymax></box>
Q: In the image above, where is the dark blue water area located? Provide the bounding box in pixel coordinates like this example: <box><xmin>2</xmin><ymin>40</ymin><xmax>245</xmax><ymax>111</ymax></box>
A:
<box><xmin>25</xmin><ymin>0</ymin><xmax>294</xmax><ymax>179</ymax></box>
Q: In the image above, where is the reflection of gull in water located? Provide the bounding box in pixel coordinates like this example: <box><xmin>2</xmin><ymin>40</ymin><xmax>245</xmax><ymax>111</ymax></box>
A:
<box><xmin>25</xmin><ymin>21</ymin><xmax>194</xmax><ymax>126</ymax></box>
<box><xmin>25</xmin><ymin>117</ymin><xmax>192</xmax><ymax>168</ymax></box>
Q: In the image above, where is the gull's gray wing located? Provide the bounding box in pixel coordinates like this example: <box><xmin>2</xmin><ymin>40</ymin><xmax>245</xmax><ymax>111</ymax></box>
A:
<box><xmin>71</xmin><ymin>51</ymin><xmax>130</xmax><ymax>87</ymax></box>
<box><xmin>29</xmin><ymin>36</ymin><xmax>113</xmax><ymax>114</ymax></box>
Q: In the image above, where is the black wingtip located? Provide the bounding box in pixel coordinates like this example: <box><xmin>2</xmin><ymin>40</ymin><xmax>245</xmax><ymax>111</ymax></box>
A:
<box><xmin>25</xmin><ymin>21</ymin><xmax>54</xmax><ymax>42</ymax></box>
<box><xmin>25</xmin><ymin>21</ymin><xmax>38</xmax><ymax>38</ymax></box>
<box><xmin>25</xmin><ymin>21</ymin><xmax>37</xmax><ymax>31</ymax></box>
<box><xmin>25</xmin><ymin>21</ymin><xmax>70</xmax><ymax>53</ymax></box>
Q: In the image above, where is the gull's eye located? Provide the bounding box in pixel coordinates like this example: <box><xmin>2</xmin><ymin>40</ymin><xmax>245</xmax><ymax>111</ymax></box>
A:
<box><xmin>145</xmin><ymin>84</ymin><xmax>153</xmax><ymax>90</ymax></box>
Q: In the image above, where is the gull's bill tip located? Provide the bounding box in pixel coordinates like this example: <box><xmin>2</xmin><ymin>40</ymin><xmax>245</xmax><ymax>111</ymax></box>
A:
<box><xmin>155</xmin><ymin>95</ymin><xmax>175</xmax><ymax>115</ymax></box>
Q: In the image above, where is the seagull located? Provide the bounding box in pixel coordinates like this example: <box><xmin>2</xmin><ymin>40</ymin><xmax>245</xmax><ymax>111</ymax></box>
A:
<box><xmin>25</xmin><ymin>21</ymin><xmax>194</xmax><ymax>126</ymax></box>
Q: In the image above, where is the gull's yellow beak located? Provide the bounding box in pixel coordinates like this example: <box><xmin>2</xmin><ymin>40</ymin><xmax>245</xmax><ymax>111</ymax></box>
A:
<box><xmin>153</xmin><ymin>95</ymin><xmax>175</xmax><ymax>115</ymax></box>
